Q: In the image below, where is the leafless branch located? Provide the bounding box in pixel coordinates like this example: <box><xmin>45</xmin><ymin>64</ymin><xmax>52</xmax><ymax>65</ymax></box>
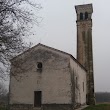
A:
<box><xmin>0</xmin><ymin>0</ymin><xmax>41</xmax><ymax>80</ymax></box>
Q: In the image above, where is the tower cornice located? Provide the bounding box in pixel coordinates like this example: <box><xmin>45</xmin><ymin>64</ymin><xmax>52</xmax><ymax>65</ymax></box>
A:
<box><xmin>75</xmin><ymin>4</ymin><xmax>93</xmax><ymax>14</ymax></box>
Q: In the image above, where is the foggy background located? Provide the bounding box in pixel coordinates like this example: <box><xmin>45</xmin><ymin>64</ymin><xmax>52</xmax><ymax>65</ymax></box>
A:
<box><xmin>8</xmin><ymin>0</ymin><xmax>110</xmax><ymax>92</ymax></box>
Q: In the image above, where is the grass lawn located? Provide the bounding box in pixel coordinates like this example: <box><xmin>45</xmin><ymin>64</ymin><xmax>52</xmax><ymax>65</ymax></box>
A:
<box><xmin>83</xmin><ymin>104</ymin><xmax>110</xmax><ymax>110</ymax></box>
<box><xmin>0</xmin><ymin>107</ymin><xmax>6</xmax><ymax>110</ymax></box>
<box><xmin>0</xmin><ymin>105</ymin><xmax>8</xmax><ymax>110</ymax></box>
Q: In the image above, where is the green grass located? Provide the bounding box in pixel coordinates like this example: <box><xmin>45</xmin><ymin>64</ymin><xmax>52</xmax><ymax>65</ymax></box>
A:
<box><xmin>1</xmin><ymin>104</ymin><xmax>110</xmax><ymax>110</ymax></box>
<box><xmin>83</xmin><ymin>104</ymin><xmax>110</xmax><ymax>110</ymax></box>
<box><xmin>0</xmin><ymin>106</ymin><xmax>8</xmax><ymax>110</ymax></box>
<box><xmin>0</xmin><ymin>107</ymin><xmax>6</xmax><ymax>110</ymax></box>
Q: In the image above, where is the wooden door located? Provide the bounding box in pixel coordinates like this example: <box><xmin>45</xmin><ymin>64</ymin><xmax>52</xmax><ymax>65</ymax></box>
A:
<box><xmin>34</xmin><ymin>91</ymin><xmax>41</xmax><ymax>107</ymax></box>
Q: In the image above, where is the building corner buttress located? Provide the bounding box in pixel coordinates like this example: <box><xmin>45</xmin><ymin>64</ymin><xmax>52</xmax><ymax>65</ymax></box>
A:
<box><xmin>75</xmin><ymin>4</ymin><xmax>95</xmax><ymax>105</ymax></box>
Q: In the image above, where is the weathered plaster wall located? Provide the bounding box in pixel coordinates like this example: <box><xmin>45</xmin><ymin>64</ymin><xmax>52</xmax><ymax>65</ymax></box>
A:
<box><xmin>9</xmin><ymin>45</ymin><xmax>72</xmax><ymax>105</ymax></box>
<box><xmin>70</xmin><ymin>58</ymin><xmax>87</xmax><ymax>105</ymax></box>
<box><xmin>77</xmin><ymin>20</ymin><xmax>92</xmax><ymax>67</ymax></box>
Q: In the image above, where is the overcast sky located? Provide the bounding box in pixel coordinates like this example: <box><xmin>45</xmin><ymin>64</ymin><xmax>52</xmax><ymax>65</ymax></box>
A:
<box><xmin>25</xmin><ymin>0</ymin><xmax>110</xmax><ymax>92</ymax></box>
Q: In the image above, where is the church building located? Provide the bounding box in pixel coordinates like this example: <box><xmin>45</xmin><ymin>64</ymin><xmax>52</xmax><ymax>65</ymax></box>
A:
<box><xmin>9</xmin><ymin>4</ymin><xmax>95</xmax><ymax>110</ymax></box>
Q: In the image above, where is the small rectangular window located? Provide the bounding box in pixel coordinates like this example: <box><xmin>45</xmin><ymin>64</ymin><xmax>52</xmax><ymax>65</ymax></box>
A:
<box><xmin>34</xmin><ymin>91</ymin><xmax>42</xmax><ymax>107</ymax></box>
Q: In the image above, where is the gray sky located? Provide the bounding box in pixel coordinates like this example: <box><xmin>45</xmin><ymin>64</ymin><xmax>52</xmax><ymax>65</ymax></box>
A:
<box><xmin>26</xmin><ymin>0</ymin><xmax>110</xmax><ymax>92</ymax></box>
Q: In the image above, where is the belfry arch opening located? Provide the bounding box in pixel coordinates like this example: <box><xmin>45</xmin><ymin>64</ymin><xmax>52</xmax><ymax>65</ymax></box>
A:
<box><xmin>80</xmin><ymin>13</ymin><xmax>83</xmax><ymax>20</ymax></box>
<box><xmin>85</xmin><ymin>12</ymin><xmax>88</xmax><ymax>20</ymax></box>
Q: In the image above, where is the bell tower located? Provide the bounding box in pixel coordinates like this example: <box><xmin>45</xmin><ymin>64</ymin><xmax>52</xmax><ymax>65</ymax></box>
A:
<box><xmin>75</xmin><ymin>4</ymin><xmax>95</xmax><ymax>105</ymax></box>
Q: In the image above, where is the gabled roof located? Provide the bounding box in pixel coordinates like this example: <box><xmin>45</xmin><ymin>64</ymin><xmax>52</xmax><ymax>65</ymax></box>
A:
<box><xmin>11</xmin><ymin>43</ymin><xmax>86</xmax><ymax>71</ymax></box>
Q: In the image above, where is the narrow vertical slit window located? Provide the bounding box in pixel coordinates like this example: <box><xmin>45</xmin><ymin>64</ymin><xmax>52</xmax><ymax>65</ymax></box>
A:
<box><xmin>83</xmin><ymin>82</ymin><xmax>84</xmax><ymax>92</ymax></box>
<box><xmin>82</xmin><ymin>31</ymin><xmax>86</xmax><ymax>41</ymax></box>
<box><xmin>76</xmin><ymin>77</ymin><xmax>78</xmax><ymax>88</ymax></box>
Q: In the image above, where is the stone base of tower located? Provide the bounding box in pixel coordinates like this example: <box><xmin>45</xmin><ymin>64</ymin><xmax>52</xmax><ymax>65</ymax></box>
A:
<box><xmin>86</xmin><ymin>94</ymin><xmax>96</xmax><ymax>105</ymax></box>
<box><xmin>87</xmin><ymin>99</ymin><xmax>96</xmax><ymax>105</ymax></box>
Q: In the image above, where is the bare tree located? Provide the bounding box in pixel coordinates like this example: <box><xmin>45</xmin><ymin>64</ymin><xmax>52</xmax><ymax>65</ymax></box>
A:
<box><xmin>0</xmin><ymin>0</ymin><xmax>41</xmax><ymax>80</ymax></box>
<box><xmin>0</xmin><ymin>82</ymin><xmax>7</xmax><ymax>96</ymax></box>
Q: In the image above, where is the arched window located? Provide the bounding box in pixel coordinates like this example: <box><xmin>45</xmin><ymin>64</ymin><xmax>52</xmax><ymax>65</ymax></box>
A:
<box><xmin>80</xmin><ymin>13</ymin><xmax>83</xmax><ymax>20</ymax></box>
<box><xmin>85</xmin><ymin>12</ymin><xmax>88</xmax><ymax>20</ymax></box>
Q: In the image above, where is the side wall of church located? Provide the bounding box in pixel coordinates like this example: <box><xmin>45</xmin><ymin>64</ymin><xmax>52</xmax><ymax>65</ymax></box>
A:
<box><xmin>70</xmin><ymin>58</ymin><xmax>87</xmax><ymax>107</ymax></box>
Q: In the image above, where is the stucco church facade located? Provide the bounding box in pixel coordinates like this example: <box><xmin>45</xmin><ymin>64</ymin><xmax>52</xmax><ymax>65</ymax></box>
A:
<box><xmin>9</xmin><ymin>4</ymin><xmax>95</xmax><ymax>110</ymax></box>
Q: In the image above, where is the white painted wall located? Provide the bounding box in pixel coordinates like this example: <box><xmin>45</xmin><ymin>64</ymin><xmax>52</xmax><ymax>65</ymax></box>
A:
<box><xmin>70</xmin><ymin>58</ymin><xmax>87</xmax><ymax>105</ymax></box>
<box><xmin>10</xmin><ymin>45</ymin><xmax>72</xmax><ymax>105</ymax></box>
